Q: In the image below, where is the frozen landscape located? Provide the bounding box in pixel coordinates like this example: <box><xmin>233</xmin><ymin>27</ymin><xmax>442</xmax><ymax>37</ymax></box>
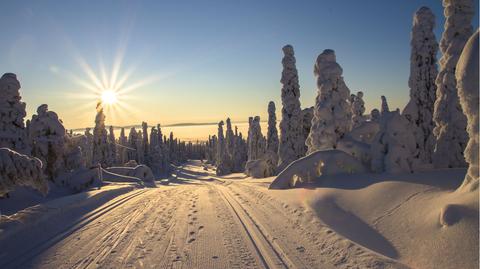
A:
<box><xmin>0</xmin><ymin>0</ymin><xmax>479</xmax><ymax>268</ymax></box>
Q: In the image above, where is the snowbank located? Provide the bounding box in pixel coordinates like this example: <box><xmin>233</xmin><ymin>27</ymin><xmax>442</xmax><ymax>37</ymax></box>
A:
<box><xmin>0</xmin><ymin>148</ymin><xmax>47</xmax><ymax>196</ymax></box>
<box><xmin>269</xmin><ymin>149</ymin><xmax>367</xmax><ymax>189</ymax></box>
<box><xmin>105</xmin><ymin>165</ymin><xmax>155</xmax><ymax>182</ymax></box>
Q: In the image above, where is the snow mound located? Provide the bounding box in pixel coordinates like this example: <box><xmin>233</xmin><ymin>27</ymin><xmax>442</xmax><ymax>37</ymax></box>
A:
<box><xmin>105</xmin><ymin>165</ymin><xmax>155</xmax><ymax>182</ymax></box>
<box><xmin>245</xmin><ymin>159</ymin><xmax>270</xmax><ymax>178</ymax></box>
<box><xmin>269</xmin><ymin>149</ymin><xmax>367</xmax><ymax>189</ymax></box>
<box><xmin>0</xmin><ymin>148</ymin><xmax>47</xmax><ymax>196</ymax></box>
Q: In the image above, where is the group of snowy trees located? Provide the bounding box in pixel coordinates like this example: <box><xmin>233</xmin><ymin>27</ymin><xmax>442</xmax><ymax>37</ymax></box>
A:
<box><xmin>205</xmin><ymin>118</ymin><xmax>247</xmax><ymax>175</ymax></box>
<box><xmin>0</xmin><ymin>72</ymin><xmax>206</xmax><ymax>196</ymax></box>
<box><xmin>210</xmin><ymin>1</ymin><xmax>478</xmax><ymax>192</ymax></box>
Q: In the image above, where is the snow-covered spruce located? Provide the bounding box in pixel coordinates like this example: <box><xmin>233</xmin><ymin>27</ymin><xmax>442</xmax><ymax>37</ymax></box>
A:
<box><xmin>127</xmin><ymin>127</ymin><xmax>138</xmax><ymax>163</ymax></box>
<box><xmin>108</xmin><ymin>126</ymin><xmax>117</xmax><ymax>166</ymax></box>
<box><xmin>401</xmin><ymin>6</ymin><xmax>438</xmax><ymax>165</ymax></box>
<box><xmin>29</xmin><ymin>104</ymin><xmax>67</xmax><ymax>181</ymax></box>
<box><xmin>225</xmin><ymin>118</ymin><xmax>235</xmax><ymax>160</ymax></box>
<box><xmin>278</xmin><ymin>45</ymin><xmax>304</xmax><ymax>171</ymax></box>
<box><xmin>0</xmin><ymin>147</ymin><xmax>47</xmax><ymax>196</ymax></box>
<box><xmin>456</xmin><ymin>29</ymin><xmax>479</xmax><ymax>191</ymax></box>
<box><xmin>371</xmin><ymin>110</ymin><xmax>417</xmax><ymax>173</ymax></box>
<box><xmin>301</xmin><ymin>107</ymin><xmax>313</xmax><ymax>155</ymax></box>
<box><xmin>380</xmin><ymin>96</ymin><xmax>389</xmax><ymax>116</ymax></box>
<box><xmin>265</xmin><ymin>101</ymin><xmax>279</xmax><ymax>175</ymax></box>
<box><xmin>432</xmin><ymin>0</ymin><xmax>474</xmax><ymax>169</ymax></box>
<box><xmin>0</xmin><ymin>73</ymin><xmax>30</xmax><ymax>154</ymax></box>
<box><xmin>82</xmin><ymin>128</ymin><xmax>94</xmax><ymax>167</ymax></box>
<box><xmin>142</xmin><ymin>122</ymin><xmax>149</xmax><ymax>164</ymax></box>
<box><xmin>232</xmin><ymin>128</ymin><xmax>247</xmax><ymax>172</ymax></box>
<box><xmin>351</xmin><ymin>91</ymin><xmax>366</xmax><ymax>128</ymax></box>
<box><xmin>118</xmin><ymin>127</ymin><xmax>127</xmax><ymax>165</ymax></box>
<box><xmin>136</xmin><ymin>129</ymin><xmax>144</xmax><ymax>164</ymax></box>
<box><xmin>215</xmin><ymin>121</ymin><xmax>230</xmax><ymax>175</ymax></box>
<box><xmin>148</xmin><ymin>126</ymin><xmax>163</xmax><ymax>174</ymax></box>
<box><xmin>64</xmin><ymin>133</ymin><xmax>86</xmax><ymax>172</ymax></box>
<box><xmin>306</xmin><ymin>49</ymin><xmax>351</xmax><ymax>153</ymax></box>
<box><xmin>92</xmin><ymin>102</ymin><xmax>112</xmax><ymax>167</ymax></box>
<box><xmin>247</xmin><ymin>116</ymin><xmax>265</xmax><ymax>162</ymax></box>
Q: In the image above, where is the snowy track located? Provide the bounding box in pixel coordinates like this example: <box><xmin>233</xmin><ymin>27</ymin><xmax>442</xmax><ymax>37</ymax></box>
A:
<box><xmin>0</xmin><ymin>161</ymin><xmax>406</xmax><ymax>269</ymax></box>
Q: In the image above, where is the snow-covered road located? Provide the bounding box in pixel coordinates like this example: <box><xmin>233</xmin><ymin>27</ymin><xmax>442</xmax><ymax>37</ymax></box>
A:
<box><xmin>0</xmin><ymin>161</ymin><xmax>404</xmax><ymax>269</ymax></box>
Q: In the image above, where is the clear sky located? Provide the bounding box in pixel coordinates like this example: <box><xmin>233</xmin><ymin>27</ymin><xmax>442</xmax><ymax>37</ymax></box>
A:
<box><xmin>0</xmin><ymin>0</ymin><xmax>478</xmax><ymax>129</ymax></box>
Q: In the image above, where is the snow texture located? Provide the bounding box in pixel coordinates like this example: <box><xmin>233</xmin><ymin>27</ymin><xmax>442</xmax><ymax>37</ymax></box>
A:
<box><xmin>0</xmin><ymin>147</ymin><xmax>47</xmax><ymax>196</ymax></box>
<box><xmin>269</xmin><ymin>149</ymin><xmax>367</xmax><ymax>189</ymax></box>
<box><xmin>306</xmin><ymin>49</ymin><xmax>352</xmax><ymax>153</ymax></box>
<box><xmin>370</xmin><ymin>110</ymin><xmax>417</xmax><ymax>173</ymax></box>
<box><xmin>105</xmin><ymin>165</ymin><xmax>155</xmax><ymax>182</ymax></box>
<box><xmin>432</xmin><ymin>0</ymin><xmax>474</xmax><ymax>168</ymax></box>
<box><xmin>0</xmin><ymin>73</ymin><xmax>30</xmax><ymax>154</ymax></box>
<box><xmin>278</xmin><ymin>45</ymin><xmax>304</xmax><ymax>171</ymax></box>
<box><xmin>456</xmin><ymin>29</ymin><xmax>479</xmax><ymax>191</ymax></box>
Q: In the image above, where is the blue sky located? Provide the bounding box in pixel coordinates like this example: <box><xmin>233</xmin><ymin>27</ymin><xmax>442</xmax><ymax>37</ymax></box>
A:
<box><xmin>0</xmin><ymin>0</ymin><xmax>478</xmax><ymax>128</ymax></box>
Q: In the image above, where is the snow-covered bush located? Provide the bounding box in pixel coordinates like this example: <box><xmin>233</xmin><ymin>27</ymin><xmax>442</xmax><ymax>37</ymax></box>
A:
<box><xmin>432</xmin><ymin>0</ymin><xmax>474</xmax><ymax>168</ymax></box>
<box><xmin>347</xmin><ymin>121</ymin><xmax>380</xmax><ymax>144</ymax></box>
<box><xmin>29</xmin><ymin>104</ymin><xmax>67</xmax><ymax>181</ymax></box>
<box><xmin>278</xmin><ymin>45</ymin><xmax>304</xmax><ymax>170</ymax></box>
<box><xmin>306</xmin><ymin>49</ymin><xmax>351</xmax><ymax>153</ymax></box>
<box><xmin>351</xmin><ymin>91</ymin><xmax>366</xmax><ymax>128</ymax></box>
<box><xmin>0</xmin><ymin>148</ymin><xmax>47</xmax><ymax>196</ymax></box>
<box><xmin>269</xmin><ymin>149</ymin><xmax>367</xmax><ymax>189</ymax></box>
<box><xmin>105</xmin><ymin>165</ymin><xmax>155</xmax><ymax>182</ymax></box>
<box><xmin>92</xmin><ymin>102</ymin><xmax>112</xmax><ymax>167</ymax></box>
<box><xmin>370</xmin><ymin>110</ymin><xmax>417</xmax><ymax>173</ymax></box>
<box><xmin>370</xmin><ymin>109</ymin><xmax>381</xmax><ymax>122</ymax></box>
<box><xmin>64</xmin><ymin>133</ymin><xmax>86</xmax><ymax>172</ymax></box>
<box><xmin>456</xmin><ymin>30</ymin><xmax>479</xmax><ymax>191</ymax></box>
<box><xmin>245</xmin><ymin>159</ymin><xmax>270</xmax><ymax>178</ymax></box>
<box><xmin>0</xmin><ymin>73</ymin><xmax>30</xmax><ymax>154</ymax></box>
<box><xmin>402</xmin><ymin>6</ymin><xmax>438</xmax><ymax>164</ymax></box>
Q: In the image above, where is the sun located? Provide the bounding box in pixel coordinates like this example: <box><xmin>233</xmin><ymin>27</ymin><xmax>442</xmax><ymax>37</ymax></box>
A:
<box><xmin>101</xmin><ymin>90</ymin><xmax>118</xmax><ymax>105</ymax></box>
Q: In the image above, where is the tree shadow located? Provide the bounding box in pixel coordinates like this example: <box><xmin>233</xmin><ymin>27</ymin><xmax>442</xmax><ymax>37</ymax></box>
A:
<box><xmin>313</xmin><ymin>198</ymin><xmax>399</xmax><ymax>259</ymax></box>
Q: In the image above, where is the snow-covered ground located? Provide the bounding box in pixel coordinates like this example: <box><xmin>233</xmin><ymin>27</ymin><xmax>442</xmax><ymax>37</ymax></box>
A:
<box><xmin>2</xmin><ymin>160</ymin><xmax>475</xmax><ymax>269</ymax></box>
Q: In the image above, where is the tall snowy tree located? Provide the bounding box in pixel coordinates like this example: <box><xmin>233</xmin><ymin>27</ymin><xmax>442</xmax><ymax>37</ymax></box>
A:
<box><xmin>83</xmin><ymin>128</ymin><xmax>94</xmax><ymax>167</ymax></box>
<box><xmin>301</xmin><ymin>107</ymin><xmax>313</xmax><ymax>155</ymax></box>
<box><xmin>136</xmin><ymin>130</ymin><xmax>144</xmax><ymax>164</ymax></box>
<box><xmin>108</xmin><ymin>126</ymin><xmax>116</xmax><ymax>166</ymax></box>
<box><xmin>216</xmin><ymin>121</ymin><xmax>230</xmax><ymax>175</ymax></box>
<box><xmin>265</xmin><ymin>102</ymin><xmax>279</xmax><ymax>175</ymax></box>
<box><xmin>401</xmin><ymin>6</ymin><xmax>438</xmax><ymax>164</ymax></box>
<box><xmin>0</xmin><ymin>73</ymin><xmax>30</xmax><ymax>154</ymax></box>
<box><xmin>127</xmin><ymin>127</ymin><xmax>138</xmax><ymax>162</ymax></box>
<box><xmin>225</xmin><ymin>118</ymin><xmax>235</xmax><ymax>161</ymax></box>
<box><xmin>456</xmin><ymin>30</ymin><xmax>479</xmax><ymax>191</ymax></box>
<box><xmin>381</xmin><ymin>95</ymin><xmax>389</xmax><ymax>116</ymax></box>
<box><xmin>432</xmin><ymin>0</ymin><xmax>474</xmax><ymax>168</ymax></box>
<box><xmin>247</xmin><ymin>116</ymin><xmax>265</xmax><ymax>161</ymax></box>
<box><xmin>142</xmin><ymin>122</ymin><xmax>149</xmax><ymax>164</ymax></box>
<box><xmin>92</xmin><ymin>102</ymin><xmax>111</xmax><ymax>167</ymax></box>
<box><xmin>306</xmin><ymin>49</ymin><xmax>351</xmax><ymax>153</ymax></box>
<box><xmin>30</xmin><ymin>104</ymin><xmax>67</xmax><ymax>181</ymax></box>
<box><xmin>118</xmin><ymin>127</ymin><xmax>127</xmax><ymax>165</ymax></box>
<box><xmin>278</xmin><ymin>45</ymin><xmax>304</xmax><ymax>170</ymax></box>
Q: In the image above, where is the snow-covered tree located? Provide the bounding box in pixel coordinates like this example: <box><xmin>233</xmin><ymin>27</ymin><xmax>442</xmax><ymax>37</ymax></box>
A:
<box><xmin>264</xmin><ymin>102</ymin><xmax>279</xmax><ymax>175</ymax></box>
<box><xmin>92</xmin><ymin>102</ymin><xmax>111</xmax><ymax>167</ymax></box>
<box><xmin>401</xmin><ymin>6</ymin><xmax>438</xmax><ymax>165</ymax></box>
<box><xmin>371</xmin><ymin>110</ymin><xmax>417</xmax><ymax>173</ymax></box>
<box><xmin>0</xmin><ymin>148</ymin><xmax>47</xmax><ymax>196</ymax></box>
<box><xmin>433</xmin><ymin>0</ymin><xmax>474</xmax><ymax>168</ymax></box>
<box><xmin>456</xmin><ymin>29</ymin><xmax>479</xmax><ymax>191</ymax></box>
<box><xmin>266</xmin><ymin>101</ymin><xmax>279</xmax><ymax>156</ymax></box>
<box><xmin>0</xmin><ymin>73</ymin><xmax>30</xmax><ymax>154</ymax></box>
<box><xmin>232</xmin><ymin>129</ymin><xmax>247</xmax><ymax>172</ymax></box>
<box><xmin>278</xmin><ymin>45</ymin><xmax>304</xmax><ymax>170</ymax></box>
<box><xmin>142</xmin><ymin>122</ymin><xmax>149</xmax><ymax>163</ymax></box>
<box><xmin>370</xmin><ymin>109</ymin><xmax>381</xmax><ymax>122</ymax></box>
<box><xmin>225</xmin><ymin>118</ymin><xmax>235</xmax><ymax>158</ymax></box>
<box><xmin>381</xmin><ymin>96</ymin><xmax>389</xmax><ymax>116</ymax></box>
<box><xmin>82</xmin><ymin>128</ymin><xmax>93</xmax><ymax>167</ymax></box>
<box><xmin>306</xmin><ymin>49</ymin><xmax>352</xmax><ymax>153</ymax></box>
<box><xmin>118</xmin><ymin>127</ymin><xmax>127</xmax><ymax>165</ymax></box>
<box><xmin>351</xmin><ymin>91</ymin><xmax>367</xmax><ymax>128</ymax></box>
<box><xmin>301</xmin><ymin>107</ymin><xmax>313</xmax><ymax>155</ymax></box>
<box><xmin>148</xmin><ymin>126</ymin><xmax>163</xmax><ymax>174</ymax></box>
<box><xmin>108</xmin><ymin>126</ymin><xmax>116</xmax><ymax>166</ymax></box>
<box><xmin>216</xmin><ymin>121</ymin><xmax>230</xmax><ymax>175</ymax></box>
<box><xmin>127</xmin><ymin>127</ymin><xmax>138</xmax><ymax>162</ymax></box>
<box><xmin>30</xmin><ymin>104</ymin><xmax>66</xmax><ymax>180</ymax></box>
<box><xmin>136</xmin><ymin>130</ymin><xmax>145</xmax><ymax>164</ymax></box>
<box><xmin>247</xmin><ymin>116</ymin><xmax>265</xmax><ymax>161</ymax></box>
